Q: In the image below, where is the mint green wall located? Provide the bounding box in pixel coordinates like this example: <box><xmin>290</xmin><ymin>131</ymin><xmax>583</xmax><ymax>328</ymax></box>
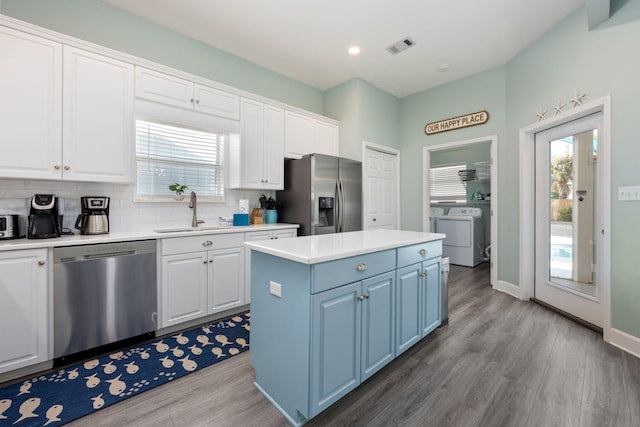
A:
<box><xmin>398</xmin><ymin>66</ymin><xmax>507</xmax><ymax>233</ymax></box>
<box><xmin>325</xmin><ymin>78</ymin><xmax>400</xmax><ymax>161</ymax></box>
<box><xmin>506</xmin><ymin>2</ymin><xmax>640</xmax><ymax>337</ymax></box>
<box><xmin>0</xmin><ymin>0</ymin><xmax>324</xmax><ymax>113</ymax></box>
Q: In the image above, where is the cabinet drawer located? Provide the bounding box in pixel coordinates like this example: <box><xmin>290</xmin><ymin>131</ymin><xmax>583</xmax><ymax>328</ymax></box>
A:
<box><xmin>312</xmin><ymin>249</ymin><xmax>396</xmax><ymax>294</ymax></box>
<box><xmin>396</xmin><ymin>241</ymin><xmax>442</xmax><ymax>268</ymax></box>
<box><xmin>161</xmin><ymin>233</ymin><xmax>245</xmax><ymax>255</ymax></box>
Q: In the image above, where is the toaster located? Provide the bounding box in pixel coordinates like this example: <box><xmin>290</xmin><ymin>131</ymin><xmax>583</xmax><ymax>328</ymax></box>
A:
<box><xmin>0</xmin><ymin>214</ymin><xmax>21</xmax><ymax>239</ymax></box>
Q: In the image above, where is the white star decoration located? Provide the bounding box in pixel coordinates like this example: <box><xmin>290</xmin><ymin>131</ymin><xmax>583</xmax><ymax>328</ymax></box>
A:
<box><xmin>570</xmin><ymin>91</ymin><xmax>586</xmax><ymax>107</ymax></box>
<box><xmin>536</xmin><ymin>107</ymin><xmax>547</xmax><ymax>122</ymax></box>
<box><xmin>553</xmin><ymin>100</ymin><xmax>566</xmax><ymax>115</ymax></box>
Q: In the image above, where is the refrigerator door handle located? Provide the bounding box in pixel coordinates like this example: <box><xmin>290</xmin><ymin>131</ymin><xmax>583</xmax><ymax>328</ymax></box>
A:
<box><xmin>335</xmin><ymin>180</ymin><xmax>341</xmax><ymax>232</ymax></box>
<box><xmin>337</xmin><ymin>179</ymin><xmax>345</xmax><ymax>232</ymax></box>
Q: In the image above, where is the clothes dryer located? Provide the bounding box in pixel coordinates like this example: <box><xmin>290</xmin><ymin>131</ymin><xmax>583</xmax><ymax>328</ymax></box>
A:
<box><xmin>436</xmin><ymin>207</ymin><xmax>484</xmax><ymax>267</ymax></box>
<box><xmin>429</xmin><ymin>207</ymin><xmax>446</xmax><ymax>232</ymax></box>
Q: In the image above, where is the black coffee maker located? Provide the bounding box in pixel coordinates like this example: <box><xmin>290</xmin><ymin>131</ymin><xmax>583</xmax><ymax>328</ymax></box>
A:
<box><xmin>28</xmin><ymin>194</ymin><xmax>62</xmax><ymax>239</ymax></box>
<box><xmin>75</xmin><ymin>196</ymin><xmax>110</xmax><ymax>235</ymax></box>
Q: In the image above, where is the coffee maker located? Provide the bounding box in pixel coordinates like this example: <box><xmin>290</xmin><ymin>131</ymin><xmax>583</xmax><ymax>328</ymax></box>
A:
<box><xmin>75</xmin><ymin>196</ymin><xmax>110</xmax><ymax>235</ymax></box>
<box><xmin>28</xmin><ymin>194</ymin><xmax>62</xmax><ymax>239</ymax></box>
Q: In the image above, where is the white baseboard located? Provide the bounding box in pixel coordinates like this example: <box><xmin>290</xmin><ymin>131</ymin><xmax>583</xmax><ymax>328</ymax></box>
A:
<box><xmin>607</xmin><ymin>327</ymin><xmax>640</xmax><ymax>358</ymax></box>
<box><xmin>493</xmin><ymin>280</ymin><xmax>520</xmax><ymax>299</ymax></box>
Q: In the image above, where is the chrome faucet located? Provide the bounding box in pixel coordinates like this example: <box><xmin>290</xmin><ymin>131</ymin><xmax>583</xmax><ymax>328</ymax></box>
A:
<box><xmin>189</xmin><ymin>191</ymin><xmax>205</xmax><ymax>227</ymax></box>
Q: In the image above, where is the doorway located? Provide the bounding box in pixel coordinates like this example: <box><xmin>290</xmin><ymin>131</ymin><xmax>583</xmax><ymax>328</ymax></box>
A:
<box><xmin>423</xmin><ymin>135</ymin><xmax>498</xmax><ymax>289</ymax></box>
<box><xmin>362</xmin><ymin>141</ymin><xmax>400</xmax><ymax>230</ymax></box>
<box><xmin>534</xmin><ymin>114</ymin><xmax>602</xmax><ymax>328</ymax></box>
<box><xmin>519</xmin><ymin>96</ymin><xmax>611</xmax><ymax>339</ymax></box>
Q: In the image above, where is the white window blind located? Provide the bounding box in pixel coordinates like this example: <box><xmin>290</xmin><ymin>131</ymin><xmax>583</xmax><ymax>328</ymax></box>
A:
<box><xmin>135</xmin><ymin>119</ymin><xmax>225</xmax><ymax>201</ymax></box>
<box><xmin>429</xmin><ymin>163</ymin><xmax>467</xmax><ymax>202</ymax></box>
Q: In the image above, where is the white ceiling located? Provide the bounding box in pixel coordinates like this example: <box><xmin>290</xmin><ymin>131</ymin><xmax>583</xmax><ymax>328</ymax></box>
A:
<box><xmin>102</xmin><ymin>0</ymin><xmax>585</xmax><ymax>98</ymax></box>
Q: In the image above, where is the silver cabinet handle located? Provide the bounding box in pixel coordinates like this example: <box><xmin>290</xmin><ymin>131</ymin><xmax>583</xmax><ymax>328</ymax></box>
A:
<box><xmin>64</xmin><ymin>165</ymin><xmax>70</xmax><ymax>170</ymax></box>
<box><xmin>54</xmin><ymin>165</ymin><xmax>61</xmax><ymax>170</ymax></box>
<box><xmin>38</xmin><ymin>260</ymin><xmax>45</xmax><ymax>266</ymax></box>
<box><xmin>358</xmin><ymin>295</ymin><xmax>365</xmax><ymax>301</ymax></box>
<box><xmin>363</xmin><ymin>294</ymin><xmax>369</xmax><ymax>299</ymax></box>
<box><xmin>203</xmin><ymin>260</ymin><xmax>208</xmax><ymax>264</ymax></box>
<box><xmin>202</xmin><ymin>240</ymin><xmax>213</xmax><ymax>246</ymax></box>
<box><xmin>357</xmin><ymin>263</ymin><xmax>367</xmax><ymax>271</ymax></box>
<box><xmin>209</xmin><ymin>259</ymin><xmax>213</xmax><ymax>263</ymax></box>
<box><xmin>372</xmin><ymin>218</ymin><xmax>377</xmax><ymax>222</ymax></box>
<box><xmin>190</xmin><ymin>98</ymin><xmax>195</xmax><ymax>103</ymax></box>
<box><xmin>195</xmin><ymin>99</ymin><xmax>200</xmax><ymax>104</ymax></box>
<box><xmin>419</xmin><ymin>249</ymin><xmax>427</xmax><ymax>256</ymax></box>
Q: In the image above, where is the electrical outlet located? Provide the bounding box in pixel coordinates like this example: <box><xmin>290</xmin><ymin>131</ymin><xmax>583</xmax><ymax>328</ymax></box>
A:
<box><xmin>269</xmin><ymin>281</ymin><xmax>282</xmax><ymax>298</ymax></box>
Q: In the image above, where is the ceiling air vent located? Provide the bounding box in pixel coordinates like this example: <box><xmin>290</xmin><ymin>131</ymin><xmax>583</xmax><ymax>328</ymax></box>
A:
<box><xmin>386</xmin><ymin>37</ymin><xmax>416</xmax><ymax>55</ymax></box>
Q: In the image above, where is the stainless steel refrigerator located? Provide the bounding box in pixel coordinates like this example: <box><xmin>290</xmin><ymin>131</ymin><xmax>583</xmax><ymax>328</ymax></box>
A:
<box><xmin>277</xmin><ymin>153</ymin><xmax>362</xmax><ymax>236</ymax></box>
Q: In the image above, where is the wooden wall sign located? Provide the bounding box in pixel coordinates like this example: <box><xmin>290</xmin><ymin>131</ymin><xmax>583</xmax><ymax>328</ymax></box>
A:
<box><xmin>424</xmin><ymin>110</ymin><xmax>489</xmax><ymax>135</ymax></box>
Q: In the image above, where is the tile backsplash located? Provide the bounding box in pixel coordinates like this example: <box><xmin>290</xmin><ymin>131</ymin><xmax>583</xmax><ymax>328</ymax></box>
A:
<box><xmin>0</xmin><ymin>179</ymin><xmax>268</xmax><ymax>233</ymax></box>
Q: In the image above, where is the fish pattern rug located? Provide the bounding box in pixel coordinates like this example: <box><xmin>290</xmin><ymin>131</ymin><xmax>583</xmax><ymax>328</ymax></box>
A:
<box><xmin>0</xmin><ymin>312</ymin><xmax>250</xmax><ymax>426</ymax></box>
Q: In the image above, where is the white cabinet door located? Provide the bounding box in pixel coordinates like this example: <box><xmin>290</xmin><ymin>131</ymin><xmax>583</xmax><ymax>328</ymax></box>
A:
<box><xmin>194</xmin><ymin>84</ymin><xmax>240</xmax><ymax>120</ymax></box>
<box><xmin>208</xmin><ymin>247</ymin><xmax>245</xmax><ymax>314</ymax></box>
<box><xmin>135</xmin><ymin>67</ymin><xmax>194</xmax><ymax>109</ymax></box>
<box><xmin>0</xmin><ymin>249</ymin><xmax>49</xmax><ymax>374</ymax></box>
<box><xmin>284</xmin><ymin>110</ymin><xmax>314</xmax><ymax>158</ymax></box>
<box><xmin>63</xmin><ymin>47</ymin><xmax>134</xmax><ymax>183</ymax></box>
<box><xmin>160</xmin><ymin>252</ymin><xmax>208</xmax><ymax>327</ymax></box>
<box><xmin>285</xmin><ymin>110</ymin><xmax>339</xmax><ymax>158</ymax></box>
<box><xmin>0</xmin><ymin>27</ymin><xmax>62</xmax><ymax>180</ymax></box>
<box><xmin>230</xmin><ymin>99</ymin><xmax>284</xmax><ymax>189</ymax></box>
<box><xmin>315</xmin><ymin>120</ymin><xmax>339</xmax><ymax>157</ymax></box>
<box><xmin>262</xmin><ymin>104</ymin><xmax>285</xmax><ymax>189</ymax></box>
<box><xmin>239</xmin><ymin>98</ymin><xmax>264</xmax><ymax>188</ymax></box>
<box><xmin>135</xmin><ymin>66</ymin><xmax>240</xmax><ymax>119</ymax></box>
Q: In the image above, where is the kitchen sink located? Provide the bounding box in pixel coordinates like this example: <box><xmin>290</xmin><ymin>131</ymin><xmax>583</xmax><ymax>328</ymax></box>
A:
<box><xmin>153</xmin><ymin>225</ymin><xmax>230</xmax><ymax>233</ymax></box>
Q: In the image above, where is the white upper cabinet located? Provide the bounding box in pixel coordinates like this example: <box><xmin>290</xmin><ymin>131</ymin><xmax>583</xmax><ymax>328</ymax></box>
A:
<box><xmin>63</xmin><ymin>46</ymin><xmax>134</xmax><ymax>183</ymax></box>
<box><xmin>135</xmin><ymin>67</ymin><xmax>240</xmax><ymax>120</ymax></box>
<box><xmin>315</xmin><ymin>119</ymin><xmax>339</xmax><ymax>156</ymax></box>
<box><xmin>227</xmin><ymin>98</ymin><xmax>284</xmax><ymax>190</ymax></box>
<box><xmin>0</xmin><ymin>26</ymin><xmax>62</xmax><ymax>180</ymax></box>
<box><xmin>0</xmin><ymin>27</ymin><xmax>133</xmax><ymax>183</ymax></box>
<box><xmin>284</xmin><ymin>110</ymin><xmax>339</xmax><ymax>158</ymax></box>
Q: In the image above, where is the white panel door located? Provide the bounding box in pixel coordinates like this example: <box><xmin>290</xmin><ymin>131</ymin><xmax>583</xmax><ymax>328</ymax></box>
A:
<box><xmin>365</xmin><ymin>148</ymin><xmax>397</xmax><ymax>229</ymax></box>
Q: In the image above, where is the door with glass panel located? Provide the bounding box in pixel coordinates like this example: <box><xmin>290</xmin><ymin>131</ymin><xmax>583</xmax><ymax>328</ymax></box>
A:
<box><xmin>534</xmin><ymin>113</ymin><xmax>602</xmax><ymax>328</ymax></box>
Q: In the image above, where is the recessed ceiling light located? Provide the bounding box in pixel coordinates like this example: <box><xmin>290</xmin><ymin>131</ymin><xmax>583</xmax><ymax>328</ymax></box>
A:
<box><xmin>438</xmin><ymin>64</ymin><xmax>451</xmax><ymax>72</ymax></box>
<box><xmin>348</xmin><ymin>46</ymin><xmax>360</xmax><ymax>55</ymax></box>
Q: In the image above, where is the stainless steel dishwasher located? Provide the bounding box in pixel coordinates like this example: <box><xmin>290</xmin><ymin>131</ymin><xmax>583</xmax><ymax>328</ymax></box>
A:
<box><xmin>53</xmin><ymin>240</ymin><xmax>157</xmax><ymax>359</ymax></box>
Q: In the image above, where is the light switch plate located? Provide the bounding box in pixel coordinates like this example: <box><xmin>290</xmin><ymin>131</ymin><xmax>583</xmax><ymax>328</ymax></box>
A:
<box><xmin>269</xmin><ymin>281</ymin><xmax>282</xmax><ymax>298</ymax></box>
<box><xmin>618</xmin><ymin>186</ymin><xmax>640</xmax><ymax>201</ymax></box>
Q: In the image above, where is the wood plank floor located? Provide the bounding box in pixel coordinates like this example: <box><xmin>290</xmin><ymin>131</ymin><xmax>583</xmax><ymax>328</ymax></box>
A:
<box><xmin>67</xmin><ymin>262</ymin><xmax>640</xmax><ymax>427</ymax></box>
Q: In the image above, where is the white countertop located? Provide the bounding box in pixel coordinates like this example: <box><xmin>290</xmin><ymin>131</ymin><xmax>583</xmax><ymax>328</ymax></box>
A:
<box><xmin>245</xmin><ymin>229</ymin><xmax>445</xmax><ymax>264</ymax></box>
<box><xmin>0</xmin><ymin>223</ymin><xmax>299</xmax><ymax>252</ymax></box>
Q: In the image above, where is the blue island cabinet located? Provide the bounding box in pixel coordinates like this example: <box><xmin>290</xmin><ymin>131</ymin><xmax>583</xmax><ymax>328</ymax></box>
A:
<box><xmin>249</xmin><ymin>238</ymin><xmax>442</xmax><ymax>426</ymax></box>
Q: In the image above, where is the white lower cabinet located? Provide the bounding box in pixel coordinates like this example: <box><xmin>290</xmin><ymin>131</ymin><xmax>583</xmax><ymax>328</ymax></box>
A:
<box><xmin>159</xmin><ymin>233</ymin><xmax>245</xmax><ymax>328</ymax></box>
<box><xmin>0</xmin><ymin>249</ymin><xmax>49</xmax><ymax>374</ymax></box>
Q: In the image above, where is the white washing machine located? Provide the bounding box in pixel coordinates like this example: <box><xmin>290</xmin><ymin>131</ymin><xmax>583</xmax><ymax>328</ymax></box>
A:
<box><xmin>436</xmin><ymin>207</ymin><xmax>484</xmax><ymax>267</ymax></box>
<box><xmin>429</xmin><ymin>207</ymin><xmax>446</xmax><ymax>232</ymax></box>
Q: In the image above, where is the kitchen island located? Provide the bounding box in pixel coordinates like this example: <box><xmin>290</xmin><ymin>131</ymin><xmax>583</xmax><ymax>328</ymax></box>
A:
<box><xmin>246</xmin><ymin>229</ymin><xmax>445</xmax><ymax>426</ymax></box>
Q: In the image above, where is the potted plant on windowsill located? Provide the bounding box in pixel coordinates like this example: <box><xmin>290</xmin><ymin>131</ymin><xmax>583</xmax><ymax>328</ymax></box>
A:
<box><xmin>169</xmin><ymin>183</ymin><xmax>188</xmax><ymax>201</ymax></box>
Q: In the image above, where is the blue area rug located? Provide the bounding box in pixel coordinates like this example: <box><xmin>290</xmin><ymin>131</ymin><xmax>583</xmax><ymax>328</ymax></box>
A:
<box><xmin>0</xmin><ymin>312</ymin><xmax>250</xmax><ymax>426</ymax></box>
